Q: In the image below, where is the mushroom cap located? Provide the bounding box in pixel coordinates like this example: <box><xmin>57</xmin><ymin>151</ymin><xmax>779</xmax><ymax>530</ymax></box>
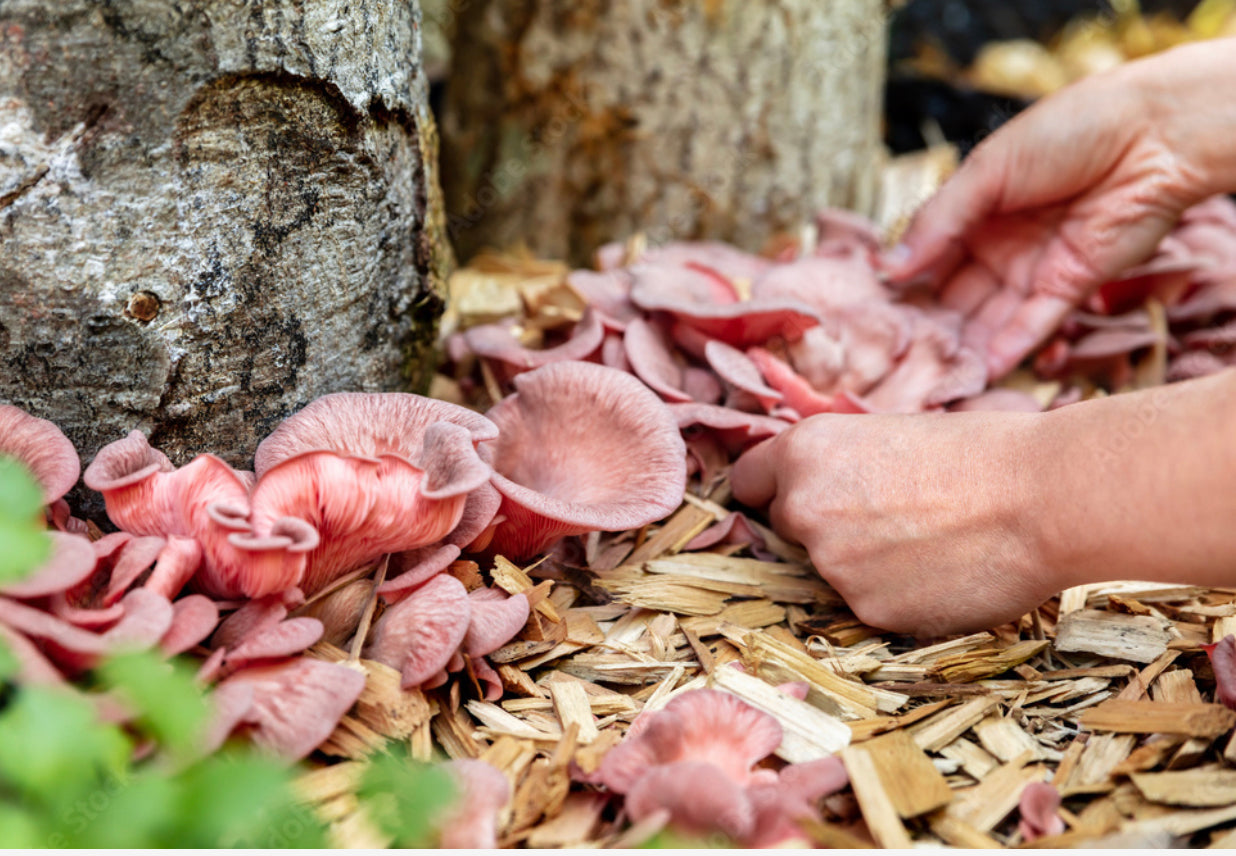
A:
<box><xmin>438</xmin><ymin>759</ymin><xmax>512</xmax><ymax>849</ymax></box>
<box><xmin>253</xmin><ymin>392</ymin><xmax>498</xmax><ymax>477</ymax></box>
<box><xmin>365</xmin><ymin>573</ymin><xmax>472</xmax><ymax>691</ymax></box>
<box><xmin>243</xmin><ymin>448</ymin><xmax>482</xmax><ymax>598</ymax></box>
<box><xmin>0</xmin><ymin>405</ymin><xmax>81</xmax><ymax>505</ymax></box>
<box><xmin>1017</xmin><ymin>781</ymin><xmax>1065</xmax><ymax>842</ymax></box>
<box><xmin>463</xmin><ymin>308</ymin><xmax>605</xmax><ymax>371</ymax></box>
<box><xmin>629</xmin><ymin>265</ymin><xmax>820</xmax><ymax>347</ymax></box>
<box><xmin>598</xmin><ymin>689</ymin><xmax>783</xmax><ymax>793</ymax></box>
<box><xmin>483</xmin><ymin>362</ymin><xmax>687</xmax><ymax>560</ymax></box>
<box><xmin>0</xmin><ymin>531</ymin><xmax>96</xmax><ymax>599</ymax></box>
<box><xmin>206</xmin><ymin>657</ymin><xmax>366</xmax><ymax>760</ymax></box>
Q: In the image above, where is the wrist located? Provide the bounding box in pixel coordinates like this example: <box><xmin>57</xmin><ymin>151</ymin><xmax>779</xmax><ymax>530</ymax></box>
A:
<box><xmin>1033</xmin><ymin>371</ymin><xmax>1236</xmax><ymax>591</ymax></box>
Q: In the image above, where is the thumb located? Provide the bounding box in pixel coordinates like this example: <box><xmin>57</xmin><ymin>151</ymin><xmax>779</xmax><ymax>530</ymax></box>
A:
<box><xmin>731</xmin><ymin>437</ymin><xmax>780</xmax><ymax>509</ymax></box>
<box><xmin>881</xmin><ymin>145</ymin><xmax>1005</xmax><ymax>284</ymax></box>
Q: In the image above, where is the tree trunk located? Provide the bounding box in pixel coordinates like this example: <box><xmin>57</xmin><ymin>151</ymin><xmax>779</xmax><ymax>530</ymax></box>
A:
<box><xmin>0</xmin><ymin>0</ymin><xmax>449</xmax><ymax>505</ymax></box>
<box><xmin>440</xmin><ymin>0</ymin><xmax>887</xmax><ymax>265</ymax></box>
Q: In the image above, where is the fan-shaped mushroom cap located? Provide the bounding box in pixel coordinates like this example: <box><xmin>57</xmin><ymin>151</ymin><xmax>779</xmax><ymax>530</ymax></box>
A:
<box><xmin>205</xmin><ymin>657</ymin><xmax>365</xmax><ymax>760</ymax></box>
<box><xmin>629</xmin><ymin>265</ymin><xmax>820</xmax><ymax>347</ymax></box>
<box><xmin>84</xmin><ymin>432</ymin><xmax>251</xmax><ymax>538</ymax></box>
<box><xmin>462</xmin><ymin>309</ymin><xmax>605</xmax><ymax>372</ymax></box>
<box><xmin>597</xmin><ymin>689</ymin><xmax>783</xmax><ymax>792</ymax></box>
<box><xmin>0</xmin><ymin>405</ymin><xmax>81</xmax><ymax>505</ymax></box>
<box><xmin>625</xmin><ymin>761</ymin><xmax>755</xmax><ymax>842</ymax></box>
<box><xmin>243</xmin><ymin>443</ymin><xmax>485</xmax><ymax>597</ymax></box>
<box><xmin>483</xmin><ymin>362</ymin><xmax>687</xmax><ymax>560</ymax></box>
<box><xmin>365</xmin><ymin>573</ymin><xmax>472</xmax><ymax>690</ymax></box>
<box><xmin>253</xmin><ymin>392</ymin><xmax>498</xmax><ymax>477</ymax></box>
<box><xmin>0</xmin><ymin>532</ymin><xmax>96</xmax><ymax>599</ymax></box>
<box><xmin>705</xmin><ymin>340</ymin><xmax>782</xmax><ymax>412</ymax></box>
<box><xmin>623</xmin><ymin>317</ymin><xmax>692</xmax><ymax>403</ymax></box>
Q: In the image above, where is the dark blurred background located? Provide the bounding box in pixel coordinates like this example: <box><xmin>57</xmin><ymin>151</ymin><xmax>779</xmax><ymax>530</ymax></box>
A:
<box><xmin>884</xmin><ymin>0</ymin><xmax>1209</xmax><ymax>153</ymax></box>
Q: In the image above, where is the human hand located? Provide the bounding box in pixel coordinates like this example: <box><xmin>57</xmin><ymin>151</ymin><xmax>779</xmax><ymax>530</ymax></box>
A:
<box><xmin>730</xmin><ymin>412</ymin><xmax>1062</xmax><ymax>636</ymax></box>
<box><xmin>884</xmin><ymin>39</ymin><xmax>1236</xmax><ymax>379</ymax></box>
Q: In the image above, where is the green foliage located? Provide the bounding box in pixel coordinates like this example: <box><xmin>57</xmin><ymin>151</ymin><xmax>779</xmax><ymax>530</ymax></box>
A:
<box><xmin>98</xmin><ymin>652</ymin><xmax>208</xmax><ymax>761</ymax></box>
<box><xmin>0</xmin><ymin>456</ymin><xmax>50</xmax><ymax>585</ymax></box>
<box><xmin>0</xmin><ymin>646</ymin><xmax>327</xmax><ymax>848</ymax></box>
<box><xmin>358</xmin><ymin>745</ymin><xmax>458</xmax><ymax>847</ymax></box>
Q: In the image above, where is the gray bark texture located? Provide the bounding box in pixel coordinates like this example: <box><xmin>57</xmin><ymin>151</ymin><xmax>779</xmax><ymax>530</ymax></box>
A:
<box><xmin>0</xmin><ymin>0</ymin><xmax>450</xmax><ymax>502</ymax></box>
<box><xmin>440</xmin><ymin>0</ymin><xmax>887</xmax><ymax>265</ymax></box>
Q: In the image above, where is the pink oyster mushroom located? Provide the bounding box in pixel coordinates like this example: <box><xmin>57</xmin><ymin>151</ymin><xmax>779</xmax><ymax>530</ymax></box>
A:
<box><xmin>628</xmin><ymin>264</ymin><xmax>821</xmax><ymax>347</ymax></box>
<box><xmin>0</xmin><ymin>404</ymin><xmax>81</xmax><ymax>507</ymax></box>
<box><xmin>85</xmin><ymin>394</ymin><xmax>499</xmax><ymax>599</ymax></box>
<box><xmin>1017</xmin><ymin>781</ymin><xmax>1065</xmax><ymax>842</ymax></box>
<box><xmin>204</xmin><ymin>655</ymin><xmax>365</xmax><ymax>760</ymax></box>
<box><xmin>587</xmin><ymin>688</ymin><xmax>849</xmax><ymax>847</ymax></box>
<box><xmin>435</xmin><ymin>759</ymin><xmax>512</xmax><ymax>849</ymax></box>
<box><xmin>481</xmin><ymin>361</ymin><xmax>688</xmax><ymax>561</ymax></box>
<box><xmin>364</xmin><ymin>573</ymin><xmax>529</xmax><ymax>698</ymax></box>
<box><xmin>1203</xmin><ymin>634</ymin><xmax>1236</xmax><ymax>710</ymax></box>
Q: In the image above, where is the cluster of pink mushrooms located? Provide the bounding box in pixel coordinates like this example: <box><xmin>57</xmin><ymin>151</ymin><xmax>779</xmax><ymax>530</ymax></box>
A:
<box><xmin>5</xmin><ymin>194</ymin><xmax>1236</xmax><ymax>845</ymax></box>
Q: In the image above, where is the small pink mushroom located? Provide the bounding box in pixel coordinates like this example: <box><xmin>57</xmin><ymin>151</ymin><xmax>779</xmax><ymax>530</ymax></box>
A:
<box><xmin>483</xmin><ymin>362</ymin><xmax>687</xmax><ymax>560</ymax></box>
<box><xmin>204</xmin><ymin>656</ymin><xmax>365</xmax><ymax>760</ymax></box>
<box><xmin>589</xmin><ymin>688</ymin><xmax>848</xmax><ymax>847</ymax></box>
<box><xmin>1017</xmin><ymin>781</ymin><xmax>1065</xmax><ymax>842</ymax></box>
<box><xmin>0</xmin><ymin>404</ymin><xmax>81</xmax><ymax>505</ymax></box>
<box><xmin>437</xmin><ymin>759</ymin><xmax>512</xmax><ymax>849</ymax></box>
<box><xmin>1203</xmin><ymin>635</ymin><xmax>1236</xmax><ymax>709</ymax></box>
<box><xmin>629</xmin><ymin>264</ymin><xmax>820</xmax><ymax>347</ymax></box>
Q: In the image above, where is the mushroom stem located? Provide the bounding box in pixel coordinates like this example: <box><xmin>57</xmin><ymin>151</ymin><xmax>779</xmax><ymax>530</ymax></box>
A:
<box><xmin>348</xmin><ymin>553</ymin><xmax>390</xmax><ymax>662</ymax></box>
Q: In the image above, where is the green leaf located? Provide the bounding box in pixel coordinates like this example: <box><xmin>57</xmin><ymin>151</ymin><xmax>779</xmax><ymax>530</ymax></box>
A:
<box><xmin>97</xmin><ymin>651</ymin><xmax>208</xmax><ymax>759</ymax></box>
<box><xmin>0</xmin><ymin>456</ymin><xmax>47</xmax><ymax>521</ymax></box>
<box><xmin>63</xmin><ymin>771</ymin><xmax>179</xmax><ymax>848</ymax></box>
<box><xmin>358</xmin><ymin>748</ymin><xmax>457</xmax><ymax>847</ymax></box>
<box><xmin>0</xmin><ymin>686</ymin><xmax>131</xmax><ymax>809</ymax></box>
<box><xmin>175</xmin><ymin>753</ymin><xmax>326</xmax><ymax>848</ymax></box>
<box><xmin>0</xmin><ymin>802</ymin><xmax>47</xmax><ymax>848</ymax></box>
<box><xmin>0</xmin><ymin>634</ymin><xmax>19</xmax><ymax>684</ymax></box>
<box><xmin>0</xmin><ymin>519</ymin><xmax>51</xmax><ymax>586</ymax></box>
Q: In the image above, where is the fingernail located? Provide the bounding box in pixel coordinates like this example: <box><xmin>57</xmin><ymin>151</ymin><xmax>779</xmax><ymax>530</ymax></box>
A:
<box><xmin>880</xmin><ymin>243</ymin><xmax>913</xmax><ymax>269</ymax></box>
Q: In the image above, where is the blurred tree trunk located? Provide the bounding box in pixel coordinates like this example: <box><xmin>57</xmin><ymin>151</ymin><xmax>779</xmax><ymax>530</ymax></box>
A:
<box><xmin>441</xmin><ymin>0</ymin><xmax>887</xmax><ymax>265</ymax></box>
<box><xmin>0</xmin><ymin>0</ymin><xmax>449</xmax><ymax>507</ymax></box>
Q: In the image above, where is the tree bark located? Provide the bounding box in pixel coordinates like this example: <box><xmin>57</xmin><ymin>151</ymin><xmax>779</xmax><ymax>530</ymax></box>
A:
<box><xmin>0</xmin><ymin>0</ymin><xmax>449</xmax><ymax>503</ymax></box>
<box><xmin>440</xmin><ymin>0</ymin><xmax>887</xmax><ymax>265</ymax></box>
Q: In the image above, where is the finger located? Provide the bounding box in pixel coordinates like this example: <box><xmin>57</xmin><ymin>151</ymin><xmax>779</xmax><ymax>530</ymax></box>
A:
<box><xmin>730</xmin><ymin>437</ymin><xmax>780</xmax><ymax>509</ymax></box>
<box><xmin>939</xmin><ymin>260</ymin><xmax>1001</xmax><ymax>317</ymax></box>
<box><xmin>961</xmin><ymin>288</ymin><xmax>1024</xmax><ymax>355</ymax></box>
<box><xmin>882</xmin><ymin>145</ymin><xmax>1005</xmax><ymax>283</ymax></box>
<box><xmin>985</xmin><ymin>293</ymin><xmax>1074</xmax><ymax>379</ymax></box>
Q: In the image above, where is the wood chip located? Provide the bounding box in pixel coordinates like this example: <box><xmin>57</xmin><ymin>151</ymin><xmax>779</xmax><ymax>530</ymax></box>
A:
<box><xmin>858</xmin><ymin>729</ymin><xmax>953</xmax><ymax>818</ymax></box>
<box><xmin>548</xmin><ymin>678</ymin><xmax>600</xmax><ymax>744</ymax></box>
<box><xmin>933</xmin><ymin>640</ymin><xmax>1050</xmax><ymax>683</ymax></box>
<box><xmin>1131</xmin><ymin>767</ymin><xmax>1236</xmax><ymax>807</ymax></box>
<box><xmin>1055</xmin><ymin>608</ymin><xmax>1171</xmax><ymax>663</ymax></box>
<box><xmin>708</xmin><ymin>666</ymin><xmax>851</xmax><ymax>762</ymax></box>
<box><xmin>841</xmin><ymin>743</ymin><xmax>913</xmax><ymax>848</ymax></box>
<box><xmin>943</xmin><ymin>751</ymin><xmax>1044</xmax><ymax>833</ymax></box>
<box><xmin>907</xmin><ymin>696</ymin><xmax>1000</xmax><ymax>752</ymax></box>
<box><xmin>1079</xmin><ymin>699</ymin><xmax>1236</xmax><ymax>738</ymax></box>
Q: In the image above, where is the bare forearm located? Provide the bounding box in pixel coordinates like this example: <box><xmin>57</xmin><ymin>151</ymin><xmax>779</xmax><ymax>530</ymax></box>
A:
<box><xmin>1037</xmin><ymin>369</ymin><xmax>1236</xmax><ymax>590</ymax></box>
